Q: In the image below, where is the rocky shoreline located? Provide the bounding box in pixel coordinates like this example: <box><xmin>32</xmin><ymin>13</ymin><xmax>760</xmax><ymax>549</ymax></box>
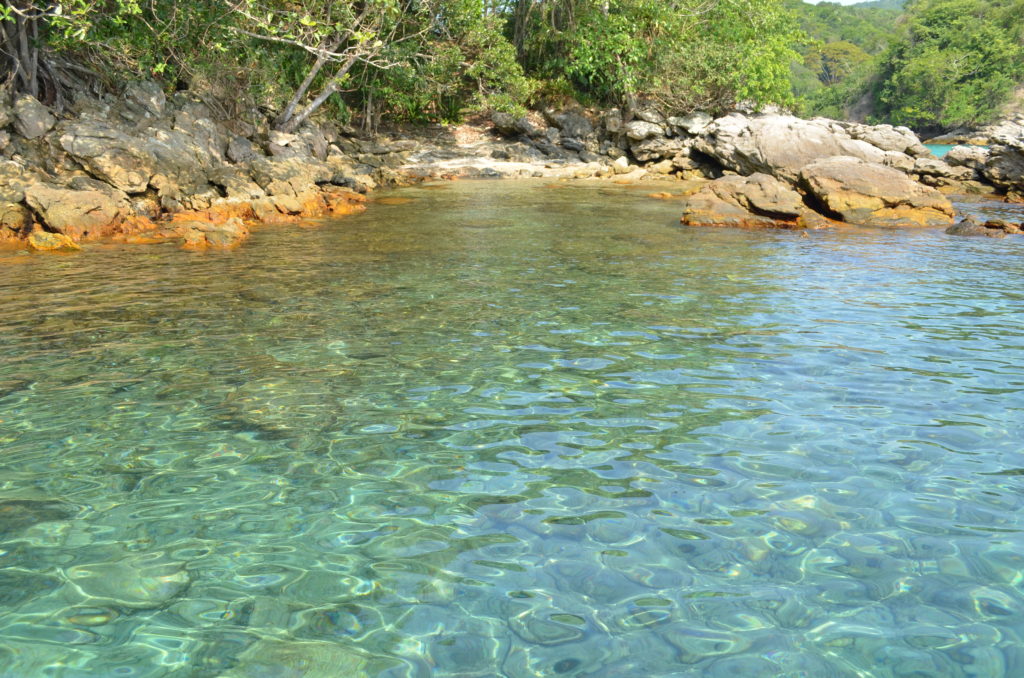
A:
<box><xmin>2</xmin><ymin>82</ymin><xmax>1024</xmax><ymax>252</ymax></box>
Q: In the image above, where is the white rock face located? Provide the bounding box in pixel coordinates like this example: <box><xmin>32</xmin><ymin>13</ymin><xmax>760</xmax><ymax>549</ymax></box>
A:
<box><xmin>694</xmin><ymin>114</ymin><xmax>900</xmax><ymax>183</ymax></box>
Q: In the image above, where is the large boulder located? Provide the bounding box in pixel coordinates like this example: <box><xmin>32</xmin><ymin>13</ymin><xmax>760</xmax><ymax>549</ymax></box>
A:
<box><xmin>546</xmin><ymin>110</ymin><xmax>593</xmax><ymax>139</ymax></box>
<box><xmin>696</xmin><ymin>114</ymin><xmax>889</xmax><ymax>183</ymax></box>
<box><xmin>624</xmin><ymin>120</ymin><xmax>665</xmax><ymax>141</ymax></box>
<box><xmin>630</xmin><ymin>137</ymin><xmax>692</xmax><ymax>163</ymax></box>
<box><xmin>979</xmin><ymin>141</ymin><xmax>1024</xmax><ymax>197</ymax></box>
<box><xmin>59</xmin><ymin>122</ymin><xmax>156</xmax><ymax>193</ymax></box>
<box><xmin>944</xmin><ymin>145</ymin><xmax>990</xmax><ymax>172</ymax></box>
<box><xmin>12</xmin><ymin>95</ymin><xmax>55</xmax><ymax>139</ymax></box>
<box><xmin>799</xmin><ymin>156</ymin><xmax>955</xmax><ymax>228</ymax></box>
<box><xmin>680</xmin><ymin>173</ymin><xmax>826</xmax><ymax>229</ymax></box>
<box><xmin>843</xmin><ymin>122</ymin><xmax>930</xmax><ymax>157</ymax></box>
<box><xmin>668</xmin><ymin>112</ymin><xmax>713</xmax><ymax>136</ymax></box>
<box><xmin>24</xmin><ymin>183</ymin><xmax>127</xmax><ymax>239</ymax></box>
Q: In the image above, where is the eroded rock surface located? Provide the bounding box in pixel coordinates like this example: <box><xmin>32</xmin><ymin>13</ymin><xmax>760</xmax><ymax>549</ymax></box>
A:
<box><xmin>800</xmin><ymin>157</ymin><xmax>955</xmax><ymax>228</ymax></box>
<box><xmin>680</xmin><ymin>174</ymin><xmax>826</xmax><ymax>229</ymax></box>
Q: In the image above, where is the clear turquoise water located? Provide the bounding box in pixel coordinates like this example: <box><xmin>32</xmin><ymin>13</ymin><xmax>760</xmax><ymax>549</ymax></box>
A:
<box><xmin>925</xmin><ymin>144</ymin><xmax>957</xmax><ymax>158</ymax></box>
<box><xmin>1</xmin><ymin>181</ymin><xmax>1024</xmax><ymax>677</ymax></box>
<box><xmin>924</xmin><ymin>143</ymin><xmax>991</xmax><ymax>159</ymax></box>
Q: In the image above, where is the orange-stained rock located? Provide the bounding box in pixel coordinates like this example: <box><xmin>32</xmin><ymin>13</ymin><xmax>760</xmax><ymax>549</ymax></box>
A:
<box><xmin>1</xmin><ymin>203</ymin><xmax>32</xmax><ymax>239</ymax></box>
<box><xmin>28</xmin><ymin>228</ymin><xmax>81</xmax><ymax>251</ymax></box>
<box><xmin>324</xmin><ymin>187</ymin><xmax>367</xmax><ymax>215</ymax></box>
<box><xmin>799</xmin><ymin>157</ymin><xmax>955</xmax><ymax>228</ymax></box>
<box><xmin>117</xmin><ymin>215</ymin><xmax>159</xmax><ymax>236</ymax></box>
<box><xmin>370</xmin><ymin>196</ymin><xmax>412</xmax><ymax>206</ymax></box>
<box><xmin>681</xmin><ymin>173</ymin><xmax>826</xmax><ymax>230</ymax></box>
<box><xmin>178</xmin><ymin>217</ymin><xmax>249</xmax><ymax>250</ymax></box>
<box><xmin>23</xmin><ymin>183</ymin><xmax>125</xmax><ymax>240</ymax></box>
<box><xmin>169</xmin><ymin>202</ymin><xmax>255</xmax><ymax>225</ymax></box>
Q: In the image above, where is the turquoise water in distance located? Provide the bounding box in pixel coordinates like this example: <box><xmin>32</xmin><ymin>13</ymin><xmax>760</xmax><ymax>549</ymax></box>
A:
<box><xmin>1</xmin><ymin>181</ymin><xmax>1024</xmax><ymax>677</ymax></box>
<box><xmin>925</xmin><ymin>143</ymin><xmax>957</xmax><ymax>158</ymax></box>
<box><xmin>925</xmin><ymin>143</ymin><xmax>991</xmax><ymax>158</ymax></box>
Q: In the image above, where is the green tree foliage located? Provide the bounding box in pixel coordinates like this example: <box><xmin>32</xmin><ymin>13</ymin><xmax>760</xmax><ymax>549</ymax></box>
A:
<box><xmin>874</xmin><ymin>0</ymin><xmax>1024</xmax><ymax>128</ymax></box>
<box><xmin>511</xmin><ymin>0</ymin><xmax>803</xmax><ymax>114</ymax></box>
<box><xmin>804</xmin><ymin>41</ymin><xmax>869</xmax><ymax>86</ymax></box>
<box><xmin>0</xmin><ymin>0</ymin><xmax>809</xmax><ymax>127</ymax></box>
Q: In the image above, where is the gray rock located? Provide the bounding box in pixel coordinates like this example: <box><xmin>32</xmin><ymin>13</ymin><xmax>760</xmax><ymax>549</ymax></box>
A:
<box><xmin>0</xmin><ymin>96</ymin><xmax>11</xmax><ymax>129</ymax></box>
<box><xmin>979</xmin><ymin>140</ymin><xmax>1024</xmax><ymax>195</ymax></box>
<box><xmin>604</xmin><ymin>109</ymin><xmax>623</xmax><ymax>135</ymax></box>
<box><xmin>912</xmin><ymin>157</ymin><xmax>973</xmax><ymax>180</ymax></box>
<box><xmin>669</xmin><ymin>112</ymin><xmax>713</xmax><ymax>135</ymax></box>
<box><xmin>12</xmin><ymin>95</ymin><xmax>56</xmax><ymax>139</ymax></box>
<box><xmin>0</xmin><ymin>130</ymin><xmax>9</xmax><ymax>151</ymax></box>
<box><xmin>944</xmin><ymin>145</ymin><xmax>989</xmax><ymax>171</ymax></box>
<box><xmin>845</xmin><ymin>122</ymin><xmax>929</xmax><ymax>156</ymax></box>
<box><xmin>515</xmin><ymin>117</ymin><xmax>544</xmax><ymax>139</ymax></box>
<box><xmin>635</xmin><ymin>109</ymin><xmax>666</xmax><ymax>125</ymax></box>
<box><xmin>881</xmin><ymin>151</ymin><xmax>916</xmax><ymax>172</ymax></box>
<box><xmin>491</xmin><ymin>111</ymin><xmax>518</xmax><ymax>136</ymax></box>
<box><xmin>0</xmin><ymin>160</ymin><xmax>38</xmax><ymax>203</ymax></box>
<box><xmin>695</xmin><ymin>113</ymin><xmax>887</xmax><ymax>183</ymax></box>
<box><xmin>123</xmin><ymin>80</ymin><xmax>166</xmax><ymax>118</ymax></box>
<box><xmin>547</xmin><ymin>110</ymin><xmax>593</xmax><ymax>138</ymax></box>
<box><xmin>624</xmin><ymin>120</ymin><xmax>665</xmax><ymax>141</ymax></box>
<box><xmin>945</xmin><ymin>216</ymin><xmax>1007</xmax><ymax>238</ymax></box>
<box><xmin>226</xmin><ymin>134</ymin><xmax>258</xmax><ymax>163</ymax></box>
<box><xmin>560</xmin><ymin>137</ymin><xmax>586</xmax><ymax>153</ymax></box>
<box><xmin>630</xmin><ymin>137</ymin><xmax>691</xmax><ymax>163</ymax></box>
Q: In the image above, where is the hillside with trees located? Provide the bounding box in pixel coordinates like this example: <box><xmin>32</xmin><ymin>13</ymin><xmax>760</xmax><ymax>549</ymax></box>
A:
<box><xmin>791</xmin><ymin>0</ymin><xmax>1024</xmax><ymax>130</ymax></box>
<box><xmin>1</xmin><ymin>0</ymin><xmax>1022</xmax><ymax>133</ymax></box>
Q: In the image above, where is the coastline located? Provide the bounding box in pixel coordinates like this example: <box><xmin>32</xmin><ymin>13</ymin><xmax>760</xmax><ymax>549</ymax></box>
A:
<box><xmin>3</xmin><ymin>83</ymin><xmax>1024</xmax><ymax>254</ymax></box>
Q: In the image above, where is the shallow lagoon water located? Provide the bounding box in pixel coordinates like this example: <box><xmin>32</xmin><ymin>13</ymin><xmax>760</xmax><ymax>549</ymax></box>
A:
<box><xmin>1</xmin><ymin>181</ymin><xmax>1024</xmax><ymax>677</ymax></box>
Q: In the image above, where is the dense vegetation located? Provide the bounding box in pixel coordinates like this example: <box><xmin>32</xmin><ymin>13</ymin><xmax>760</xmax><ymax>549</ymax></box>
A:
<box><xmin>1</xmin><ymin>0</ymin><xmax>1022</xmax><ymax>131</ymax></box>
<box><xmin>0</xmin><ymin>0</ymin><xmax>801</xmax><ymax>130</ymax></box>
<box><xmin>792</xmin><ymin>0</ymin><xmax>1024</xmax><ymax>129</ymax></box>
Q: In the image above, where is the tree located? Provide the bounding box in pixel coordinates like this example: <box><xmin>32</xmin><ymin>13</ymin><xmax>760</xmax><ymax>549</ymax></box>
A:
<box><xmin>223</xmin><ymin>0</ymin><xmax>438</xmax><ymax>132</ymax></box>
<box><xmin>805</xmin><ymin>41</ymin><xmax>869</xmax><ymax>86</ymax></box>
<box><xmin>875</xmin><ymin>0</ymin><xmax>1024</xmax><ymax>127</ymax></box>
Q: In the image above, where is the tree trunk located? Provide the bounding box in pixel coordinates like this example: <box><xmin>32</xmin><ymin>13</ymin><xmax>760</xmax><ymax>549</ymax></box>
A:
<box><xmin>276</xmin><ymin>54</ymin><xmax>359</xmax><ymax>133</ymax></box>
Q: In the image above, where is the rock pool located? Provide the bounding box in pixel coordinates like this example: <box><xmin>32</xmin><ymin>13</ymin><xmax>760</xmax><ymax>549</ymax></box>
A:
<box><xmin>1</xmin><ymin>181</ymin><xmax>1023</xmax><ymax>677</ymax></box>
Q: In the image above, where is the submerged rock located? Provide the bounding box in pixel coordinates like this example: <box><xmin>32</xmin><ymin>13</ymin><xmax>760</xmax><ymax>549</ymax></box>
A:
<box><xmin>0</xmin><ymin>499</ymin><xmax>76</xmax><ymax>536</ymax></box>
<box><xmin>680</xmin><ymin>173</ymin><xmax>827</xmax><ymax>229</ymax></box>
<box><xmin>979</xmin><ymin>141</ymin><xmax>1024</xmax><ymax>197</ymax></box>
<box><xmin>219</xmin><ymin>638</ymin><xmax>370</xmax><ymax>678</ymax></box>
<box><xmin>66</xmin><ymin>554</ymin><xmax>190</xmax><ymax>609</ymax></box>
<box><xmin>945</xmin><ymin>216</ymin><xmax>1014</xmax><ymax>238</ymax></box>
<box><xmin>799</xmin><ymin>157</ymin><xmax>955</xmax><ymax>228</ymax></box>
